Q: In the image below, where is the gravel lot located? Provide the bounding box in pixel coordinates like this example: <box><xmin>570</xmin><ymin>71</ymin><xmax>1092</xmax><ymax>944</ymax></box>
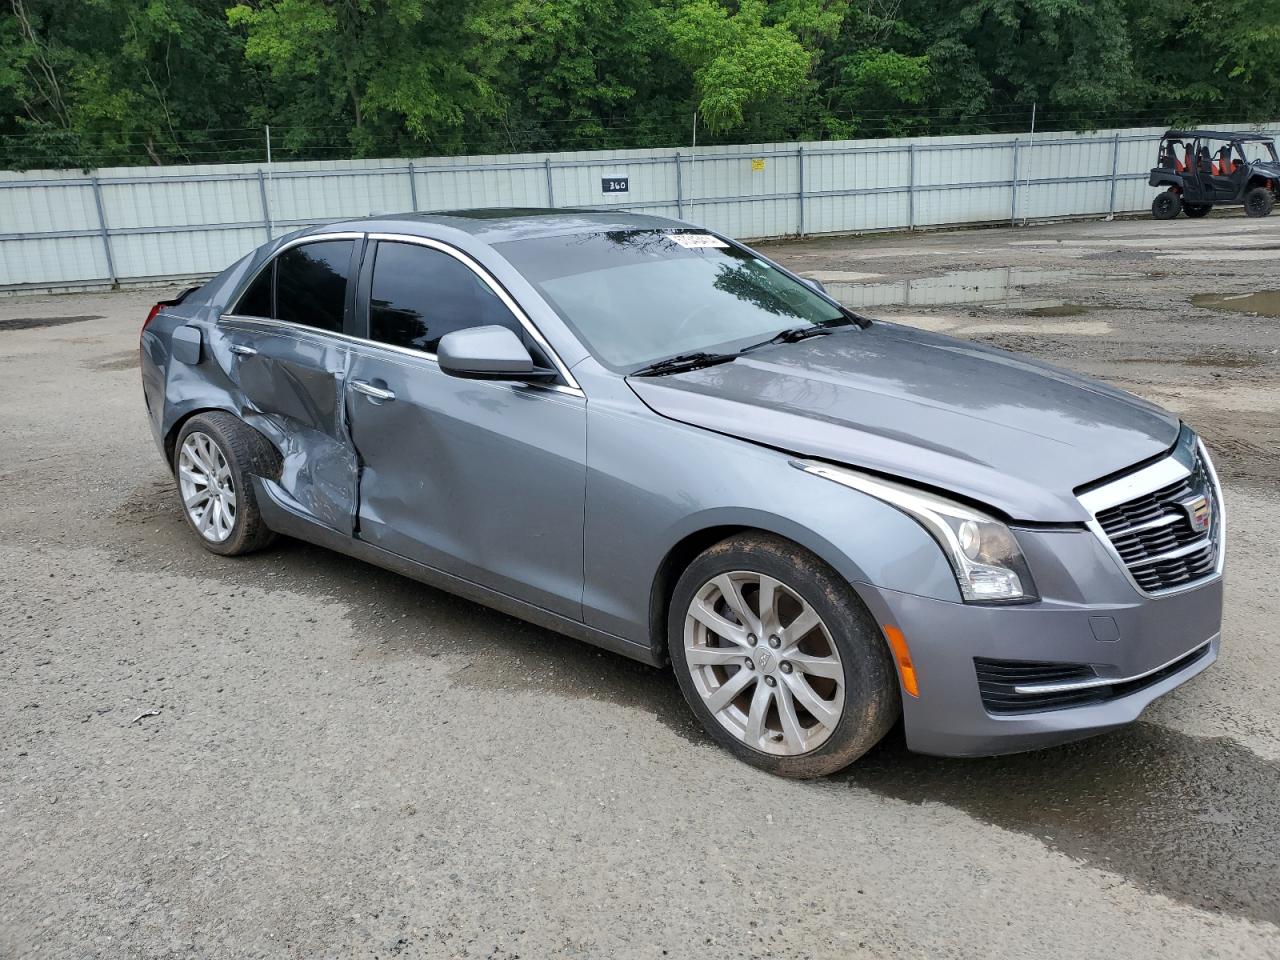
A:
<box><xmin>3</xmin><ymin>214</ymin><xmax>1279</xmax><ymax>959</ymax></box>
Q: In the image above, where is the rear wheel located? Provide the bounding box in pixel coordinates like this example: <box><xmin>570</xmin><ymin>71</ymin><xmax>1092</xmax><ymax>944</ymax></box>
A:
<box><xmin>1244</xmin><ymin>187</ymin><xmax>1274</xmax><ymax>218</ymax></box>
<box><xmin>174</xmin><ymin>412</ymin><xmax>278</xmax><ymax>556</ymax></box>
<box><xmin>668</xmin><ymin>533</ymin><xmax>899</xmax><ymax>778</ymax></box>
<box><xmin>1152</xmin><ymin>190</ymin><xmax>1182</xmax><ymax>220</ymax></box>
<box><xmin>1183</xmin><ymin>202</ymin><xmax>1213</xmax><ymax>218</ymax></box>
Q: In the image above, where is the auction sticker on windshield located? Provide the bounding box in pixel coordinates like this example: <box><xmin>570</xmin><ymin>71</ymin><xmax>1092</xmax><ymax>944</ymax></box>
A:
<box><xmin>668</xmin><ymin>233</ymin><xmax>730</xmax><ymax>249</ymax></box>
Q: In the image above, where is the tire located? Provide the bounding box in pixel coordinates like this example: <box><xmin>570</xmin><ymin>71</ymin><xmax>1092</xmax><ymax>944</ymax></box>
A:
<box><xmin>668</xmin><ymin>532</ymin><xmax>900</xmax><ymax>778</ymax></box>
<box><xmin>1183</xmin><ymin>202</ymin><xmax>1213</xmax><ymax>218</ymax></box>
<box><xmin>1152</xmin><ymin>190</ymin><xmax>1182</xmax><ymax>220</ymax></box>
<box><xmin>173</xmin><ymin>412</ymin><xmax>278</xmax><ymax>556</ymax></box>
<box><xmin>1244</xmin><ymin>186</ymin><xmax>1274</xmax><ymax>218</ymax></box>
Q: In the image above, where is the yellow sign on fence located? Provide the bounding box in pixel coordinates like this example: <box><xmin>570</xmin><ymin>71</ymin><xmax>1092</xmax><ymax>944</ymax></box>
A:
<box><xmin>751</xmin><ymin>158</ymin><xmax>766</xmax><ymax>172</ymax></box>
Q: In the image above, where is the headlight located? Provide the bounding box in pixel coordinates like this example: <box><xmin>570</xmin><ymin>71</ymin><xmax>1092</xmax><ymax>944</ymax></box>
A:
<box><xmin>796</xmin><ymin>460</ymin><xmax>1035</xmax><ymax>603</ymax></box>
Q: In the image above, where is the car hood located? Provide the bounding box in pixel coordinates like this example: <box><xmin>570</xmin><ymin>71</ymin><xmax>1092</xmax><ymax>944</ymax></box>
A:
<box><xmin>626</xmin><ymin>323</ymin><xmax>1180</xmax><ymax>522</ymax></box>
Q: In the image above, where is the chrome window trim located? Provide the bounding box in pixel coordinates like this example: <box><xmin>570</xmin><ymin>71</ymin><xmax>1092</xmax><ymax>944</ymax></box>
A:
<box><xmin>228</xmin><ymin>231</ymin><xmax>365</xmax><ymax>321</ymax></box>
<box><xmin>219</xmin><ymin>230</ymin><xmax>584</xmax><ymax>396</ymax></box>
<box><xmin>366</xmin><ymin>232</ymin><xmax>581</xmax><ymax>391</ymax></box>
<box><xmin>217</xmin><ymin>313</ymin><xmax>585</xmax><ymax>399</ymax></box>
<box><xmin>1012</xmin><ymin>635</ymin><xmax>1217</xmax><ymax>695</ymax></box>
<box><xmin>1077</xmin><ymin>436</ymin><xmax>1225</xmax><ymax>599</ymax></box>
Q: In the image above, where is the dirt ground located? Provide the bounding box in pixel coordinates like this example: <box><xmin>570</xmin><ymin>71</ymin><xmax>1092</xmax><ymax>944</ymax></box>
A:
<box><xmin>2</xmin><ymin>213</ymin><xmax>1279</xmax><ymax>959</ymax></box>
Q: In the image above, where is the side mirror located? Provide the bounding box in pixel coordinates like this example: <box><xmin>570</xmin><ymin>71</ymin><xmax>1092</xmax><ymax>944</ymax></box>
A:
<box><xmin>803</xmin><ymin>277</ymin><xmax>827</xmax><ymax>294</ymax></box>
<box><xmin>437</xmin><ymin>325</ymin><xmax>557</xmax><ymax>382</ymax></box>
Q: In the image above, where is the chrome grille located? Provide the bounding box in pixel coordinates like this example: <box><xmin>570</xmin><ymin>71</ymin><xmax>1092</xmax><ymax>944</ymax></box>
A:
<box><xmin>1086</xmin><ymin>439</ymin><xmax>1223</xmax><ymax>595</ymax></box>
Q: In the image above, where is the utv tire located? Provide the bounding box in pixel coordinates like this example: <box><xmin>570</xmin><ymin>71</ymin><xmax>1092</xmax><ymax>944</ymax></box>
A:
<box><xmin>1244</xmin><ymin>187</ymin><xmax>1274</xmax><ymax>218</ymax></box>
<box><xmin>1183</xmin><ymin>202</ymin><xmax>1213</xmax><ymax>218</ymax></box>
<box><xmin>173</xmin><ymin>412</ymin><xmax>279</xmax><ymax>556</ymax></box>
<box><xmin>1152</xmin><ymin>191</ymin><xmax>1182</xmax><ymax>220</ymax></box>
<box><xmin>668</xmin><ymin>532</ymin><xmax>900</xmax><ymax>778</ymax></box>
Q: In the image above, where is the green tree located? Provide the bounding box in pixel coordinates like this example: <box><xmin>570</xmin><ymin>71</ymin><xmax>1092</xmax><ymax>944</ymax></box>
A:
<box><xmin>486</xmin><ymin>0</ymin><xmax>686</xmax><ymax>152</ymax></box>
<box><xmin>1128</xmin><ymin>0</ymin><xmax>1280</xmax><ymax>122</ymax></box>
<box><xmin>666</xmin><ymin>0</ymin><xmax>816</xmax><ymax>133</ymax></box>
<box><xmin>1</xmin><ymin>0</ymin><xmax>246</xmax><ymax>168</ymax></box>
<box><xmin>1</xmin><ymin>0</ymin><xmax>1276</xmax><ymax>170</ymax></box>
<box><xmin>905</xmin><ymin>0</ymin><xmax>1137</xmax><ymax>125</ymax></box>
<box><xmin>806</xmin><ymin>2</ymin><xmax>926</xmax><ymax>137</ymax></box>
<box><xmin>226</xmin><ymin>0</ymin><xmax>505</xmax><ymax>155</ymax></box>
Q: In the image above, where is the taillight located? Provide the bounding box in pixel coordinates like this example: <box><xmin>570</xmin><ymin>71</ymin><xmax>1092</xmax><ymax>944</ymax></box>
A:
<box><xmin>143</xmin><ymin>302</ymin><xmax>164</xmax><ymax>335</ymax></box>
<box><xmin>141</xmin><ymin>287</ymin><xmax>197</xmax><ymax>340</ymax></box>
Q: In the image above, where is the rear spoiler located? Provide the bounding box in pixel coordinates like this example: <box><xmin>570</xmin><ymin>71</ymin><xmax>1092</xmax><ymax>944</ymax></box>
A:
<box><xmin>142</xmin><ymin>285</ymin><xmax>201</xmax><ymax>334</ymax></box>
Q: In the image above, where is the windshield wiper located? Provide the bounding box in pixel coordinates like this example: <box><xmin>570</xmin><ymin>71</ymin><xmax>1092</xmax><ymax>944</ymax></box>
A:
<box><xmin>738</xmin><ymin>318</ymin><xmax>853</xmax><ymax>355</ymax></box>
<box><xmin>629</xmin><ymin>351</ymin><xmax>738</xmax><ymax>377</ymax></box>
<box><xmin>630</xmin><ymin>318</ymin><xmax>860</xmax><ymax>377</ymax></box>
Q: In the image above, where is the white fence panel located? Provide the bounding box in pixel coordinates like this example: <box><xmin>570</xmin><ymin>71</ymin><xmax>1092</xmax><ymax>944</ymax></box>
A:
<box><xmin>2</xmin><ymin>122</ymin><xmax>1275</xmax><ymax>289</ymax></box>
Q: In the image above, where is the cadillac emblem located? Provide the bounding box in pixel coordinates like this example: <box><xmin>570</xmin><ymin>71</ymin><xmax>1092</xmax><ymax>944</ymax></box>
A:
<box><xmin>1180</xmin><ymin>494</ymin><xmax>1213</xmax><ymax>534</ymax></box>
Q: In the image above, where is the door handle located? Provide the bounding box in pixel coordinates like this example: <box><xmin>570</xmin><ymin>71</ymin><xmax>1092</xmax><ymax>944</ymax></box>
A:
<box><xmin>350</xmin><ymin>380</ymin><xmax>396</xmax><ymax>401</ymax></box>
<box><xmin>229</xmin><ymin>344</ymin><xmax>257</xmax><ymax>357</ymax></box>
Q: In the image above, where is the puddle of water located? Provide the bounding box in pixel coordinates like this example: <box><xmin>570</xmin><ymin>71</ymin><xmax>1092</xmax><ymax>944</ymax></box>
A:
<box><xmin>1025</xmin><ymin>303</ymin><xmax>1092</xmax><ymax>317</ymax></box>
<box><xmin>1083</xmin><ymin>249</ymin><xmax>1159</xmax><ymax>262</ymax></box>
<box><xmin>1191</xmin><ymin>291</ymin><xmax>1280</xmax><ymax>317</ymax></box>
<box><xmin>1185</xmin><ymin>350</ymin><xmax>1267</xmax><ymax>368</ymax></box>
<box><xmin>0</xmin><ymin>315</ymin><xmax>102</xmax><ymax>331</ymax></box>
<box><xmin>803</xmin><ymin>270</ymin><xmax>886</xmax><ymax>283</ymax></box>
<box><xmin>821</xmin><ymin>268</ymin><xmax>1127</xmax><ymax>314</ymax></box>
<box><xmin>843</xmin><ymin>722</ymin><xmax>1280</xmax><ymax>926</ymax></box>
<box><xmin>883</xmin><ymin>315</ymin><xmax>1111</xmax><ymax>337</ymax></box>
<box><xmin>823</xmin><ymin>268</ymin><xmax>1072</xmax><ymax>310</ymax></box>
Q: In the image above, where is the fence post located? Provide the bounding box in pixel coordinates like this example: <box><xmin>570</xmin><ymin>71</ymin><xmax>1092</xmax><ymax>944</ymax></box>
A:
<box><xmin>797</xmin><ymin>144</ymin><xmax>805</xmax><ymax>237</ymax></box>
<box><xmin>1010</xmin><ymin>139</ymin><xmax>1020</xmax><ymax>226</ymax></box>
<box><xmin>544</xmin><ymin>157</ymin><xmax>555</xmax><ymax>208</ymax></box>
<box><xmin>89</xmin><ymin>175</ymin><xmax>117</xmax><ymax>287</ymax></box>
<box><xmin>675</xmin><ymin>152</ymin><xmax>683</xmax><ymax>218</ymax></box>
<box><xmin>1108</xmin><ymin>133</ymin><xmax>1121</xmax><ymax>216</ymax></box>
<box><xmin>907</xmin><ymin>143</ymin><xmax>916</xmax><ymax>231</ymax></box>
<box><xmin>407</xmin><ymin>161</ymin><xmax>418</xmax><ymax>211</ymax></box>
<box><xmin>257</xmin><ymin>169</ymin><xmax>272</xmax><ymax>239</ymax></box>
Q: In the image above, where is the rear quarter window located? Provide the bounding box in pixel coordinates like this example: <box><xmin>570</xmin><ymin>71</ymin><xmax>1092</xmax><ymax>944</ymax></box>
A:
<box><xmin>235</xmin><ymin>263</ymin><xmax>273</xmax><ymax>317</ymax></box>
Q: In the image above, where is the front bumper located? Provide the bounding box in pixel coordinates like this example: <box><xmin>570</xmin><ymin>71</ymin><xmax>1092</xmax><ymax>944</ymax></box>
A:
<box><xmin>854</xmin><ymin>562</ymin><xmax>1224</xmax><ymax>758</ymax></box>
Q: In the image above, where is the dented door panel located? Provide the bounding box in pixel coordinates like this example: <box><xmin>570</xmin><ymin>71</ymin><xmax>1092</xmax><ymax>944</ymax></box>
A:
<box><xmin>344</xmin><ymin>345</ymin><xmax>587</xmax><ymax>620</ymax></box>
<box><xmin>224</xmin><ymin>322</ymin><xmax>360</xmax><ymax>535</ymax></box>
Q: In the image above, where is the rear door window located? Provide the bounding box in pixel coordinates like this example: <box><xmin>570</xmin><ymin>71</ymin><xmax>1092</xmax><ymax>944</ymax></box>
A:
<box><xmin>275</xmin><ymin>240</ymin><xmax>354</xmax><ymax>333</ymax></box>
<box><xmin>368</xmin><ymin>241</ymin><xmax>522</xmax><ymax>353</ymax></box>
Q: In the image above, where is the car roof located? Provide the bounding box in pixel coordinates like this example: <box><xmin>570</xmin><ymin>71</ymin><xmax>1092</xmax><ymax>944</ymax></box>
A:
<box><xmin>302</xmin><ymin>208</ymin><xmax>689</xmax><ymax>244</ymax></box>
<box><xmin>1162</xmin><ymin>129</ymin><xmax>1275</xmax><ymax>143</ymax></box>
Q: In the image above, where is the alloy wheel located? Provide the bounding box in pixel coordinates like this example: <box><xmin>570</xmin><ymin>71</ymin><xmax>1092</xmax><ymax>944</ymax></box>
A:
<box><xmin>178</xmin><ymin>431</ymin><xmax>237</xmax><ymax>542</ymax></box>
<box><xmin>683</xmin><ymin>571</ymin><xmax>845</xmax><ymax>756</ymax></box>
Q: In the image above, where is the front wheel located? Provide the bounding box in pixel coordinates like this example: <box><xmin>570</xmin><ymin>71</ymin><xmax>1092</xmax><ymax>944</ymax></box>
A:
<box><xmin>1244</xmin><ymin>186</ymin><xmax>1274</xmax><ymax>218</ymax></box>
<box><xmin>1183</xmin><ymin>202</ymin><xmax>1213</xmax><ymax>218</ymax></box>
<box><xmin>1152</xmin><ymin>190</ymin><xmax>1182</xmax><ymax>220</ymax></box>
<box><xmin>668</xmin><ymin>533</ymin><xmax>900</xmax><ymax>778</ymax></box>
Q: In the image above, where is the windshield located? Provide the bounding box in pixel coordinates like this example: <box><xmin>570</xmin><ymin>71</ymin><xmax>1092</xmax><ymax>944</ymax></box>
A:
<box><xmin>1252</xmin><ymin>141</ymin><xmax>1278</xmax><ymax>164</ymax></box>
<box><xmin>494</xmin><ymin>230</ymin><xmax>848</xmax><ymax>371</ymax></box>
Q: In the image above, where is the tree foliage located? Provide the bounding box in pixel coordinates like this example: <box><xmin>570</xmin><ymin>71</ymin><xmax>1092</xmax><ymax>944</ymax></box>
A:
<box><xmin>1</xmin><ymin>0</ymin><xmax>1275</xmax><ymax>169</ymax></box>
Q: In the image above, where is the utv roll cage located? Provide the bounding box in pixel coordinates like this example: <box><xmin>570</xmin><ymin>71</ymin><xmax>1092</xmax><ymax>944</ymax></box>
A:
<box><xmin>1149</xmin><ymin>129</ymin><xmax>1279</xmax><ymax>220</ymax></box>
